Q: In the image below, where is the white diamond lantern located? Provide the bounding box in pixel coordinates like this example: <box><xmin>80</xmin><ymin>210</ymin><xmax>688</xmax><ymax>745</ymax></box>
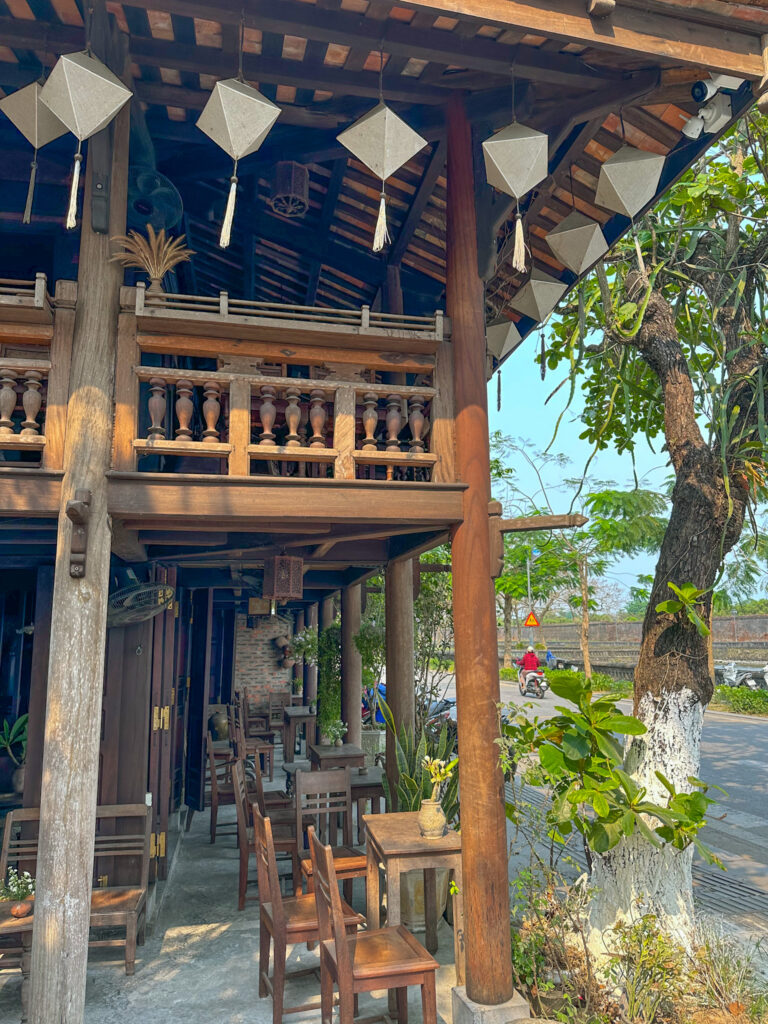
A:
<box><xmin>197</xmin><ymin>78</ymin><xmax>281</xmax><ymax>248</ymax></box>
<box><xmin>337</xmin><ymin>102</ymin><xmax>427</xmax><ymax>251</ymax></box>
<box><xmin>486</xmin><ymin>319</ymin><xmax>522</xmax><ymax>362</ymax></box>
<box><xmin>0</xmin><ymin>81</ymin><xmax>68</xmax><ymax>224</ymax></box>
<box><xmin>40</xmin><ymin>51</ymin><xmax>132</xmax><ymax>229</ymax></box>
<box><xmin>509</xmin><ymin>268</ymin><xmax>567</xmax><ymax>322</ymax></box>
<box><xmin>545</xmin><ymin>210</ymin><xmax>608</xmax><ymax>275</ymax></box>
<box><xmin>482</xmin><ymin>122</ymin><xmax>548</xmax><ymax>200</ymax></box>
<box><xmin>595</xmin><ymin>145</ymin><xmax>665</xmax><ymax>220</ymax></box>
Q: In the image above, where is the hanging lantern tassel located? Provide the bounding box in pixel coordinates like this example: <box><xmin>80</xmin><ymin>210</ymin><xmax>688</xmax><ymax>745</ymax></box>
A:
<box><xmin>23</xmin><ymin>151</ymin><xmax>39</xmax><ymax>225</ymax></box>
<box><xmin>497</xmin><ymin>366</ymin><xmax>502</xmax><ymax>412</ymax></box>
<box><xmin>512</xmin><ymin>204</ymin><xmax>526</xmax><ymax>273</ymax></box>
<box><xmin>220</xmin><ymin>164</ymin><xmax>238</xmax><ymax>249</ymax></box>
<box><xmin>66</xmin><ymin>144</ymin><xmax>83</xmax><ymax>230</ymax></box>
<box><xmin>373</xmin><ymin>188</ymin><xmax>390</xmax><ymax>253</ymax></box>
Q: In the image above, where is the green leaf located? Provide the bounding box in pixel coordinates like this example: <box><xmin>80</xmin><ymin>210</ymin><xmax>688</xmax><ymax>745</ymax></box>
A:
<box><xmin>539</xmin><ymin>743</ymin><xmax>566</xmax><ymax>775</ymax></box>
<box><xmin>561</xmin><ymin>732</ymin><xmax>590</xmax><ymax>761</ymax></box>
<box><xmin>602</xmin><ymin>715</ymin><xmax>646</xmax><ymax>736</ymax></box>
<box><xmin>656</xmin><ymin>599</ymin><xmax>683</xmax><ymax>614</ymax></box>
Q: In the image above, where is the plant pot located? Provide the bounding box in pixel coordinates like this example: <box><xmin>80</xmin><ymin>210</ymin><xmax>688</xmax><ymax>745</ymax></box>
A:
<box><xmin>334</xmin><ymin>738</ymin><xmax>343</xmax><ymax>747</ymax></box>
<box><xmin>10</xmin><ymin>901</ymin><xmax>32</xmax><ymax>919</ymax></box>
<box><xmin>319</xmin><ymin>733</ymin><xmax>331</xmax><ymax>746</ymax></box>
<box><xmin>145</xmin><ymin>277</ymin><xmax>165</xmax><ymax>305</ymax></box>
<box><xmin>417</xmin><ymin>799</ymin><xmax>446</xmax><ymax>839</ymax></box>
<box><xmin>360</xmin><ymin>727</ymin><xmax>386</xmax><ymax>766</ymax></box>
<box><xmin>399</xmin><ymin>868</ymin><xmax>450</xmax><ymax>930</ymax></box>
<box><xmin>11</xmin><ymin>764</ymin><xmax>25</xmax><ymax>795</ymax></box>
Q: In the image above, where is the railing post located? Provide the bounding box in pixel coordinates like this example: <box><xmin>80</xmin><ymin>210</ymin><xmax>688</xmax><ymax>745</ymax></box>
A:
<box><xmin>228</xmin><ymin>378</ymin><xmax>251</xmax><ymax>476</ymax></box>
<box><xmin>112</xmin><ymin>311</ymin><xmax>139</xmax><ymax>471</ymax></box>
<box><xmin>34</xmin><ymin>272</ymin><xmax>47</xmax><ymax>309</ymax></box>
<box><xmin>333</xmin><ymin>385</ymin><xmax>356</xmax><ymax>479</ymax></box>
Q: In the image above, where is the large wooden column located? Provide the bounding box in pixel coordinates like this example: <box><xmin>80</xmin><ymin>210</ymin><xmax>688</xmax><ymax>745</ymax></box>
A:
<box><xmin>384</xmin><ymin>559</ymin><xmax>415</xmax><ymax>786</ymax></box>
<box><xmin>304</xmin><ymin>602</ymin><xmax>318</xmax><ymax>704</ymax></box>
<box><xmin>340</xmin><ymin>584</ymin><xmax>362</xmax><ymax>746</ymax></box>
<box><xmin>320</xmin><ymin>595</ymin><xmax>335</xmax><ymax>631</ymax></box>
<box><xmin>293</xmin><ymin>608</ymin><xmax>305</xmax><ymax>696</ymax></box>
<box><xmin>29</xmin><ymin>19</ymin><xmax>130</xmax><ymax>1023</ymax></box>
<box><xmin>446</xmin><ymin>94</ymin><xmax>513</xmax><ymax>1005</ymax></box>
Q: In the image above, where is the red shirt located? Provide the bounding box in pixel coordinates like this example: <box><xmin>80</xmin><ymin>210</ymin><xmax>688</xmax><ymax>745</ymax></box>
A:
<box><xmin>521</xmin><ymin>651</ymin><xmax>540</xmax><ymax>671</ymax></box>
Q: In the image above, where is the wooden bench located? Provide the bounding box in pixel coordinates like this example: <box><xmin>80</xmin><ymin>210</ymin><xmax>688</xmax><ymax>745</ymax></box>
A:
<box><xmin>0</xmin><ymin>803</ymin><xmax>151</xmax><ymax>975</ymax></box>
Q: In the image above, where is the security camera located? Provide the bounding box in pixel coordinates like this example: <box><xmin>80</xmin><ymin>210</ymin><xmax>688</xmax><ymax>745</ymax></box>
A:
<box><xmin>691</xmin><ymin>73</ymin><xmax>745</xmax><ymax>104</ymax></box>
<box><xmin>682</xmin><ymin>93</ymin><xmax>732</xmax><ymax>140</ymax></box>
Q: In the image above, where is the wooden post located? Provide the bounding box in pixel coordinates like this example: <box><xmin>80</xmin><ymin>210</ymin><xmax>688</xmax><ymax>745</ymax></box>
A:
<box><xmin>384</xmin><ymin>559</ymin><xmax>415</xmax><ymax>789</ymax></box>
<box><xmin>333</xmin><ymin>385</ymin><xmax>357</xmax><ymax>480</ymax></box>
<box><xmin>304</xmin><ymin>602</ymin><xmax>318</xmax><ymax>704</ymax></box>
<box><xmin>320</xmin><ymin>595</ymin><xmax>335</xmax><ymax>631</ymax></box>
<box><xmin>293</xmin><ymin>609</ymin><xmax>305</xmax><ymax>697</ymax></box>
<box><xmin>29</xmin><ymin>41</ymin><xmax>130</xmax><ymax>1024</ymax></box>
<box><xmin>42</xmin><ymin>282</ymin><xmax>76</xmax><ymax>471</ymax></box>
<box><xmin>446</xmin><ymin>93</ymin><xmax>514</xmax><ymax>1006</ymax></box>
<box><xmin>228</xmin><ymin>378</ymin><xmax>251</xmax><ymax>476</ymax></box>
<box><xmin>23</xmin><ymin>567</ymin><xmax>53</xmax><ymax>808</ymax></box>
<box><xmin>341</xmin><ymin>584</ymin><xmax>362</xmax><ymax>747</ymax></box>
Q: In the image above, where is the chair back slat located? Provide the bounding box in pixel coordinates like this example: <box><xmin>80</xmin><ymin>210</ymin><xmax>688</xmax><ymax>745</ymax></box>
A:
<box><xmin>253</xmin><ymin>805</ymin><xmax>285</xmax><ymax>931</ymax></box>
<box><xmin>269</xmin><ymin>691</ymin><xmax>290</xmax><ymax>726</ymax></box>
<box><xmin>295</xmin><ymin>768</ymin><xmax>352</xmax><ymax>857</ymax></box>
<box><xmin>309</xmin><ymin>827</ymin><xmax>354</xmax><ymax>990</ymax></box>
<box><xmin>232</xmin><ymin>758</ymin><xmax>250</xmax><ymax>842</ymax></box>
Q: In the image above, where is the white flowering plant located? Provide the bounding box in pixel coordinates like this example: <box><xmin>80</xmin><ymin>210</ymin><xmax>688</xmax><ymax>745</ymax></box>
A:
<box><xmin>0</xmin><ymin>867</ymin><xmax>35</xmax><ymax>901</ymax></box>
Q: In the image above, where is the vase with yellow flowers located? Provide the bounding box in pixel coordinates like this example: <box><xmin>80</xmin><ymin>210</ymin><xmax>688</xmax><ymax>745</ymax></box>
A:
<box><xmin>418</xmin><ymin>756</ymin><xmax>458</xmax><ymax>838</ymax></box>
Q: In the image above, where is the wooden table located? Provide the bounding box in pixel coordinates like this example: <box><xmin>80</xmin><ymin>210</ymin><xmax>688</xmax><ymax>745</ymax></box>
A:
<box><xmin>308</xmin><ymin>743</ymin><xmax>364</xmax><ymax>771</ymax></box>
<box><xmin>364</xmin><ymin>811</ymin><xmax>464</xmax><ymax>985</ymax></box>
<box><xmin>283</xmin><ymin>705</ymin><xmax>317</xmax><ymax>759</ymax></box>
<box><xmin>0</xmin><ymin>901</ymin><xmax>33</xmax><ymax>1022</ymax></box>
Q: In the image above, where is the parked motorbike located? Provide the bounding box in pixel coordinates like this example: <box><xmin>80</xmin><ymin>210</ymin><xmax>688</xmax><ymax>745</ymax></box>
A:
<box><xmin>518</xmin><ymin>668</ymin><xmax>548</xmax><ymax>699</ymax></box>
<box><xmin>720</xmin><ymin>661</ymin><xmax>768</xmax><ymax>690</ymax></box>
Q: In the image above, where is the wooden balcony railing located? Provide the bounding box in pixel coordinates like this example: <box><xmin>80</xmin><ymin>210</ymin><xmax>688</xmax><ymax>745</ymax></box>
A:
<box><xmin>0</xmin><ymin>357</ymin><xmax>50</xmax><ymax>460</ymax></box>
<box><xmin>0</xmin><ymin>274</ymin><xmax>53</xmax><ymax>322</ymax></box>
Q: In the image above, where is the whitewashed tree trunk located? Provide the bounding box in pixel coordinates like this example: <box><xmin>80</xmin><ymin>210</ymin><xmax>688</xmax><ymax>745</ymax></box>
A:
<box><xmin>587</xmin><ymin>688</ymin><xmax>704</xmax><ymax>957</ymax></box>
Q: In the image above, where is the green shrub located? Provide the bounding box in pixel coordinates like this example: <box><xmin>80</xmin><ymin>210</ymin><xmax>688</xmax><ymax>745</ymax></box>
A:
<box><xmin>713</xmin><ymin>686</ymin><xmax>768</xmax><ymax>716</ymax></box>
<box><xmin>500</xmin><ymin>667</ymin><xmax>517</xmax><ymax>681</ymax></box>
<box><xmin>607</xmin><ymin>912</ymin><xmax>686</xmax><ymax>1023</ymax></box>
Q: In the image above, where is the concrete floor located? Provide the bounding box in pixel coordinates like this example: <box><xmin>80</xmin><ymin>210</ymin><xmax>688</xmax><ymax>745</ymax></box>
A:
<box><xmin>0</xmin><ymin>804</ymin><xmax>462</xmax><ymax>1024</ymax></box>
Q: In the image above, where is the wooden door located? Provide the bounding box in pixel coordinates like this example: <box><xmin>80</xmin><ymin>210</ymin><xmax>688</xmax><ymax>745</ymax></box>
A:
<box><xmin>185</xmin><ymin>588</ymin><xmax>213</xmax><ymax>814</ymax></box>
<box><xmin>170</xmin><ymin>586</ymin><xmax>191</xmax><ymax>812</ymax></box>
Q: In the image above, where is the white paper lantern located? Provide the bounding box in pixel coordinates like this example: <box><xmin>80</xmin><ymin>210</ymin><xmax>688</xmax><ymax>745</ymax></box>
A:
<box><xmin>0</xmin><ymin>81</ymin><xmax>68</xmax><ymax>224</ymax></box>
<box><xmin>595</xmin><ymin>145</ymin><xmax>665</xmax><ymax>220</ymax></box>
<box><xmin>337</xmin><ymin>102</ymin><xmax>427</xmax><ymax>251</ymax></box>
<box><xmin>197</xmin><ymin>78</ymin><xmax>281</xmax><ymax>248</ymax></box>
<box><xmin>40</xmin><ymin>51</ymin><xmax>132</xmax><ymax>229</ymax></box>
<box><xmin>545</xmin><ymin>210</ymin><xmax>609</xmax><ymax>275</ymax></box>
<box><xmin>509</xmin><ymin>268</ymin><xmax>567</xmax><ymax>322</ymax></box>
<box><xmin>486</xmin><ymin>319</ymin><xmax>522</xmax><ymax>362</ymax></box>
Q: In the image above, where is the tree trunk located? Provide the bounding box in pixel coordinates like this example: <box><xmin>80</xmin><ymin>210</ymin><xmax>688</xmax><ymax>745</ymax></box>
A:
<box><xmin>503</xmin><ymin>594</ymin><xmax>513</xmax><ymax>668</ymax></box>
<box><xmin>579</xmin><ymin>558</ymin><xmax>592</xmax><ymax>678</ymax></box>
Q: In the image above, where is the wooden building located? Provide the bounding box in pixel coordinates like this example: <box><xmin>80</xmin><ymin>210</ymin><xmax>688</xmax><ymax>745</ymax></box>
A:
<box><xmin>0</xmin><ymin>0</ymin><xmax>767</xmax><ymax>1020</ymax></box>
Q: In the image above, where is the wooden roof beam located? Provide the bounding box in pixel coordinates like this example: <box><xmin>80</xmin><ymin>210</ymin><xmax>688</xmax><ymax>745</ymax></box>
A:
<box><xmin>388</xmin><ymin>137</ymin><xmax>447</xmax><ymax>268</ymax></box>
<box><xmin>306</xmin><ymin>158</ymin><xmax>347</xmax><ymax>305</ymax></box>
<box><xmin>383</xmin><ymin>0</ymin><xmax>768</xmax><ymax>78</ymax></box>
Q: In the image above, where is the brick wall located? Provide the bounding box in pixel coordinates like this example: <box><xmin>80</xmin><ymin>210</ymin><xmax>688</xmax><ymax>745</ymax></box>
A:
<box><xmin>233</xmin><ymin>612</ymin><xmax>294</xmax><ymax>711</ymax></box>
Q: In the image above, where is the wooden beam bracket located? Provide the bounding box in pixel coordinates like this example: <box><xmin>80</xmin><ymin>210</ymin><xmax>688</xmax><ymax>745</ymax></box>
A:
<box><xmin>489</xmin><ymin>506</ymin><xmax>589</xmax><ymax>579</ymax></box>
<box><xmin>587</xmin><ymin>0</ymin><xmax>616</xmax><ymax>18</ymax></box>
<box><xmin>65</xmin><ymin>488</ymin><xmax>92</xmax><ymax>578</ymax></box>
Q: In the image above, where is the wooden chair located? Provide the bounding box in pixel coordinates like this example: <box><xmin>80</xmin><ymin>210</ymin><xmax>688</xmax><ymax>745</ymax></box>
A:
<box><xmin>294</xmin><ymin>767</ymin><xmax>366</xmax><ymax>902</ymax></box>
<box><xmin>269</xmin><ymin>691</ymin><xmax>292</xmax><ymax>749</ymax></box>
<box><xmin>207</xmin><ymin>731</ymin><xmax>239</xmax><ymax>844</ymax></box>
<box><xmin>255</xmin><ymin>808</ymin><xmax>361</xmax><ymax>1024</ymax></box>
<box><xmin>237</xmin><ymin>688</ymin><xmax>271</xmax><ymax>739</ymax></box>
<box><xmin>230</xmin><ymin>704</ymin><xmax>276</xmax><ymax>781</ymax></box>
<box><xmin>310</xmin><ymin>828</ymin><xmax>439</xmax><ymax>1024</ymax></box>
<box><xmin>0</xmin><ymin>804</ymin><xmax>151</xmax><ymax>975</ymax></box>
<box><xmin>232</xmin><ymin>759</ymin><xmax>298</xmax><ymax>911</ymax></box>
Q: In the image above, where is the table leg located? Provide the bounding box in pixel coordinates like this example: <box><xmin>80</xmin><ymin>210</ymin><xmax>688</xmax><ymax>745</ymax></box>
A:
<box><xmin>424</xmin><ymin>868</ymin><xmax>438</xmax><ymax>954</ymax></box>
<box><xmin>386</xmin><ymin>860</ymin><xmax>401</xmax><ymax>1017</ymax></box>
<box><xmin>452</xmin><ymin>861</ymin><xmax>465</xmax><ymax>986</ymax></box>
<box><xmin>366</xmin><ymin>838</ymin><xmax>380</xmax><ymax>930</ymax></box>
<box><xmin>20</xmin><ymin>933</ymin><xmax>31</xmax><ymax>1024</ymax></box>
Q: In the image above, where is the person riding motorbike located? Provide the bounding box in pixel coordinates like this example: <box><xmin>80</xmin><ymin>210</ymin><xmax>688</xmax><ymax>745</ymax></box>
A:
<box><xmin>517</xmin><ymin>646</ymin><xmax>544</xmax><ymax>694</ymax></box>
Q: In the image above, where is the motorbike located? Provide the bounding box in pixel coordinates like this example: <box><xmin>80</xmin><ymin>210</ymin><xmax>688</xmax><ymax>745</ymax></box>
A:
<box><xmin>720</xmin><ymin>661</ymin><xmax>768</xmax><ymax>690</ymax></box>
<box><xmin>518</xmin><ymin>667</ymin><xmax>549</xmax><ymax>699</ymax></box>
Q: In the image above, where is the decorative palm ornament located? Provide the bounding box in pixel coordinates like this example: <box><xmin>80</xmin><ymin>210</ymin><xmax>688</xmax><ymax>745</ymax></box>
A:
<box><xmin>197</xmin><ymin>19</ymin><xmax>281</xmax><ymax>248</ymax></box>
<box><xmin>482</xmin><ymin>103</ymin><xmax>548</xmax><ymax>273</ymax></box>
<box><xmin>509</xmin><ymin>267</ymin><xmax>567</xmax><ymax>322</ymax></box>
<box><xmin>595</xmin><ymin>145</ymin><xmax>665</xmax><ymax>219</ymax></box>
<box><xmin>546</xmin><ymin>209</ymin><xmax>608</xmax><ymax>274</ymax></box>
<box><xmin>486</xmin><ymin>319</ymin><xmax>522</xmax><ymax>362</ymax></box>
<box><xmin>337</xmin><ymin>51</ymin><xmax>427</xmax><ymax>251</ymax></box>
<box><xmin>40</xmin><ymin>51</ymin><xmax>132</xmax><ymax>229</ymax></box>
<box><xmin>0</xmin><ymin>81</ymin><xmax>67</xmax><ymax>224</ymax></box>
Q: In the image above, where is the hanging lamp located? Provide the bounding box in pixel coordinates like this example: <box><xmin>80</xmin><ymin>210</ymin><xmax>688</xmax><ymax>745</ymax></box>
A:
<box><xmin>486</xmin><ymin>319</ymin><xmax>522</xmax><ymax>362</ymax></box>
<box><xmin>196</xmin><ymin>17</ymin><xmax>281</xmax><ymax>248</ymax></box>
<box><xmin>0</xmin><ymin>81</ymin><xmax>68</xmax><ymax>224</ymax></box>
<box><xmin>509</xmin><ymin>268</ymin><xmax>567</xmax><ymax>322</ymax></box>
<box><xmin>337</xmin><ymin>48</ymin><xmax>427</xmax><ymax>251</ymax></box>
<box><xmin>40</xmin><ymin>51</ymin><xmax>132</xmax><ymax>229</ymax></box>
<box><xmin>546</xmin><ymin>209</ymin><xmax>608</xmax><ymax>275</ymax></box>
<box><xmin>595</xmin><ymin>145</ymin><xmax>665</xmax><ymax>219</ymax></box>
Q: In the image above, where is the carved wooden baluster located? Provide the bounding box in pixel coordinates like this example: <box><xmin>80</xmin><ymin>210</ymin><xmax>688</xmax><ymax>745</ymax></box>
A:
<box><xmin>147</xmin><ymin>377</ymin><xmax>167</xmax><ymax>439</ymax></box>
<box><xmin>175</xmin><ymin>379</ymin><xmax>194</xmax><ymax>439</ymax></box>
<box><xmin>308</xmin><ymin>389</ymin><xmax>327</xmax><ymax>448</ymax></box>
<box><xmin>361</xmin><ymin>392</ymin><xmax>379</xmax><ymax>450</ymax></box>
<box><xmin>385</xmin><ymin>393</ymin><xmax>403</xmax><ymax>452</ymax></box>
<box><xmin>408</xmin><ymin>394</ymin><xmax>426</xmax><ymax>454</ymax></box>
<box><xmin>202</xmin><ymin>380</ymin><xmax>221</xmax><ymax>443</ymax></box>
<box><xmin>20</xmin><ymin>370</ymin><xmax>43</xmax><ymax>437</ymax></box>
<box><xmin>0</xmin><ymin>372</ymin><xmax>17</xmax><ymax>435</ymax></box>
<box><xmin>259</xmin><ymin>385</ymin><xmax>277</xmax><ymax>446</ymax></box>
<box><xmin>284</xmin><ymin>385</ymin><xmax>301</xmax><ymax>447</ymax></box>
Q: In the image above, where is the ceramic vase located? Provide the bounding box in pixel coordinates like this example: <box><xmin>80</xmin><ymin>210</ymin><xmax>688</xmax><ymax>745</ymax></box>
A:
<box><xmin>417</xmin><ymin>798</ymin><xmax>446</xmax><ymax>839</ymax></box>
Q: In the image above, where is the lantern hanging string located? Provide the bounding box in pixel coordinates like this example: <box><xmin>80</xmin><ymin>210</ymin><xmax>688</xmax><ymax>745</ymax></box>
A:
<box><xmin>220</xmin><ymin>12</ymin><xmax>246</xmax><ymax>249</ymax></box>
<box><xmin>509</xmin><ymin>76</ymin><xmax>527</xmax><ymax>271</ymax></box>
<box><xmin>373</xmin><ymin>41</ymin><xmax>390</xmax><ymax>252</ymax></box>
<box><xmin>238</xmin><ymin>9</ymin><xmax>245</xmax><ymax>83</ymax></box>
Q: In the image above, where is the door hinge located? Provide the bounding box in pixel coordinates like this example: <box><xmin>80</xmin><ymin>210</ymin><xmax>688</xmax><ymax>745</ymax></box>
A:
<box><xmin>153</xmin><ymin>705</ymin><xmax>171</xmax><ymax>731</ymax></box>
<box><xmin>150</xmin><ymin>832</ymin><xmax>166</xmax><ymax>859</ymax></box>
<box><xmin>186</xmin><ymin>675</ymin><xmax>191</xmax><ymax>690</ymax></box>
<box><xmin>174</xmin><ymin>600</ymin><xmax>179</xmax><ymax>618</ymax></box>
<box><xmin>170</xmin><ymin>687</ymin><xmax>176</xmax><ymax>705</ymax></box>
<box><xmin>97</xmin><ymin>874</ymin><xmax>108</xmax><ymax>888</ymax></box>
<box><xmin>157</xmin><ymin>831</ymin><xmax>166</xmax><ymax>858</ymax></box>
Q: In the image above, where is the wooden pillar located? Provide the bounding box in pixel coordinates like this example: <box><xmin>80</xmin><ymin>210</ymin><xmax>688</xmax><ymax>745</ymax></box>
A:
<box><xmin>446</xmin><ymin>93</ymin><xmax>513</xmax><ymax>1005</ymax></box>
<box><xmin>304</xmin><ymin>603</ymin><xmax>318</xmax><ymax>704</ymax></box>
<box><xmin>293</xmin><ymin>609</ymin><xmax>305</xmax><ymax>696</ymax></box>
<box><xmin>23</xmin><ymin>567</ymin><xmax>53</xmax><ymax>808</ymax></box>
<box><xmin>29</xmin><ymin>17</ymin><xmax>130</xmax><ymax>1024</ymax></box>
<box><xmin>384</xmin><ymin>559</ymin><xmax>414</xmax><ymax>788</ymax></box>
<box><xmin>320</xmin><ymin>595</ymin><xmax>335</xmax><ymax>631</ymax></box>
<box><xmin>340</xmin><ymin>584</ymin><xmax>362</xmax><ymax>747</ymax></box>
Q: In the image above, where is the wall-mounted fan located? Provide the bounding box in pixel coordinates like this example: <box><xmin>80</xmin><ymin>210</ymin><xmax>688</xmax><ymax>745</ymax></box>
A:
<box><xmin>107</xmin><ymin>568</ymin><xmax>174</xmax><ymax>627</ymax></box>
<box><xmin>127</xmin><ymin>167</ymin><xmax>183</xmax><ymax>232</ymax></box>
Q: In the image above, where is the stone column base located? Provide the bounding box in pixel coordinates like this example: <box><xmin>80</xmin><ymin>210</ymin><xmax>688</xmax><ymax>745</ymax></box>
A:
<box><xmin>452</xmin><ymin>986</ymin><xmax>531</xmax><ymax>1024</ymax></box>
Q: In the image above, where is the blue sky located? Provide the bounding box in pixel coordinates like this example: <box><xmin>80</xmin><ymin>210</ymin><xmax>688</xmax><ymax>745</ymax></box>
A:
<box><xmin>487</xmin><ymin>332</ymin><xmax>669</xmax><ymax>598</ymax></box>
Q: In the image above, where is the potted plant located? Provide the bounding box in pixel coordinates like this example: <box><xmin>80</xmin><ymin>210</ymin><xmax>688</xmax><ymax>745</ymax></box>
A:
<box><xmin>0</xmin><ymin>866</ymin><xmax>35</xmax><ymax>919</ymax></box>
<box><xmin>0</xmin><ymin>714</ymin><xmax>28</xmax><ymax>795</ymax></box>
<box><xmin>419</xmin><ymin>756</ymin><xmax>458</xmax><ymax>838</ymax></box>
<box><xmin>323</xmin><ymin>719</ymin><xmax>347</xmax><ymax>747</ymax></box>
<box><xmin>110</xmin><ymin>224</ymin><xmax>194</xmax><ymax>303</ymax></box>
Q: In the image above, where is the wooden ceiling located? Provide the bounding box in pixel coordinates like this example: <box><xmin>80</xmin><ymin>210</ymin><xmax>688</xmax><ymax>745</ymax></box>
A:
<box><xmin>0</xmin><ymin>0</ymin><xmax>765</xmax><ymax>334</ymax></box>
